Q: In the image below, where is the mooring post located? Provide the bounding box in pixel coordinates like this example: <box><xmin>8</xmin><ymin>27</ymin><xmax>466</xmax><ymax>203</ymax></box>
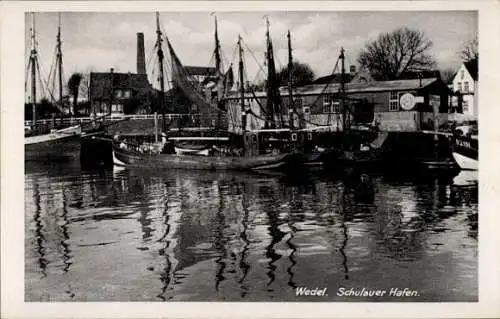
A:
<box><xmin>154</xmin><ymin>112</ymin><xmax>158</xmax><ymax>143</ymax></box>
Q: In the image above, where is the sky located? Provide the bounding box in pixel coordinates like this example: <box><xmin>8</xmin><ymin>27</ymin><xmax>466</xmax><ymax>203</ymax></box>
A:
<box><xmin>25</xmin><ymin>11</ymin><xmax>477</xmax><ymax>92</ymax></box>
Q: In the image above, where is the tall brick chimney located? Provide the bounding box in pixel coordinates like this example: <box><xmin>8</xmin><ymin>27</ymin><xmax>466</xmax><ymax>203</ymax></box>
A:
<box><xmin>136</xmin><ymin>32</ymin><xmax>146</xmax><ymax>75</ymax></box>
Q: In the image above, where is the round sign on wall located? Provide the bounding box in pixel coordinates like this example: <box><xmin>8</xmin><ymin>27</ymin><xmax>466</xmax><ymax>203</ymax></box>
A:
<box><xmin>399</xmin><ymin>93</ymin><xmax>416</xmax><ymax>110</ymax></box>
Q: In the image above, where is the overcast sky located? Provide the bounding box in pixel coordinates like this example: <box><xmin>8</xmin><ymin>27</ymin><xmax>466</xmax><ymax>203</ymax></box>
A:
<box><xmin>26</xmin><ymin>11</ymin><xmax>477</xmax><ymax>91</ymax></box>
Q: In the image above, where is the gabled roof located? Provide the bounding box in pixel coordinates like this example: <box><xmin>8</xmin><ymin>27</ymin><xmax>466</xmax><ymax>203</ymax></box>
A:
<box><xmin>312</xmin><ymin>73</ymin><xmax>354</xmax><ymax>85</ymax></box>
<box><xmin>464</xmin><ymin>58</ymin><xmax>478</xmax><ymax>81</ymax></box>
<box><xmin>286</xmin><ymin>77</ymin><xmax>440</xmax><ymax>96</ymax></box>
<box><xmin>224</xmin><ymin>77</ymin><xmax>445</xmax><ymax>99</ymax></box>
<box><xmin>90</xmin><ymin>72</ymin><xmax>151</xmax><ymax>100</ymax></box>
<box><xmin>398</xmin><ymin>70</ymin><xmax>442</xmax><ymax>80</ymax></box>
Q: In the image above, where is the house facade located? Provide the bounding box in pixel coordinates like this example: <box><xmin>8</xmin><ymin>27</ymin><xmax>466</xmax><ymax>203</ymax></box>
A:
<box><xmin>89</xmin><ymin>69</ymin><xmax>154</xmax><ymax>115</ymax></box>
<box><xmin>451</xmin><ymin>58</ymin><xmax>478</xmax><ymax>121</ymax></box>
<box><xmin>290</xmin><ymin>77</ymin><xmax>451</xmax><ymax>132</ymax></box>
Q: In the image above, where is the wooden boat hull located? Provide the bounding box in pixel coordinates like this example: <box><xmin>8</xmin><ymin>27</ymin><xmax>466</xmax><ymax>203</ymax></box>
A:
<box><xmin>25</xmin><ymin>128</ymin><xmax>81</xmax><ymax>162</ymax></box>
<box><xmin>113</xmin><ymin>144</ymin><xmax>302</xmax><ymax>171</ymax></box>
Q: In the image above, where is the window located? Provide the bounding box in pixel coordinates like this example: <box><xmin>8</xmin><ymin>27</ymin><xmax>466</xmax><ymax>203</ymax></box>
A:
<box><xmin>463</xmin><ymin>100</ymin><xmax>469</xmax><ymax>112</ymax></box>
<box><xmin>115</xmin><ymin>90</ymin><xmax>122</xmax><ymax>98</ymax></box>
<box><xmin>303</xmin><ymin>106</ymin><xmax>310</xmax><ymax>114</ymax></box>
<box><xmin>323</xmin><ymin>95</ymin><xmax>332</xmax><ymax>113</ymax></box>
<box><xmin>458</xmin><ymin>82</ymin><xmax>463</xmax><ymax>92</ymax></box>
<box><xmin>460</xmin><ymin>70</ymin><xmax>464</xmax><ymax>79</ymax></box>
<box><xmin>111</xmin><ymin>104</ymin><xmax>123</xmax><ymax>113</ymax></box>
<box><xmin>389</xmin><ymin>91</ymin><xmax>399</xmax><ymax>111</ymax></box>
<box><xmin>295</xmin><ymin>97</ymin><xmax>303</xmax><ymax>108</ymax></box>
<box><xmin>123</xmin><ymin>90</ymin><xmax>131</xmax><ymax>98</ymax></box>
<box><xmin>464</xmin><ymin>82</ymin><xmax>469</xmax><ymax>92</ymax></box>
<box><xmin>323</xmin><ymin>95</ymin><xmax>331</xmax><ymax>105</ymax></box>
<box><xmin>332</xmin><ymin>102</ymin><xmax>341</xmax><ymax>113</ymax></box>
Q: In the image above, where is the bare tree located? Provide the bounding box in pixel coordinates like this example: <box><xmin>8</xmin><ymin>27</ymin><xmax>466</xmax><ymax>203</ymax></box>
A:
<box><xmin>357</xmin><ymin>27</ymin><xmax>436</xmax><ymax>80</ymax></box>
<box><xmin>276</xmin><ymin>61</ymin><xmax>315</xmax><ymax>86</ymax></box>
<box><xmin>68</xmin><ymin>73</ymin><xmax>82</xmax><ymax>115</ymax></box>
<box><xmin>440</xmin><ymin>68</ymin><xmax>456</xmax><ymax>84</ymax></box>
<box><xmin>459</xmin><ymin>37</ymin><xmax>478</xmax><ymax>62</ymax></box>
<box><xmin>79</xmin><ymin>73</ymin><xmax>91</xmax><ymax>100</ymax></box>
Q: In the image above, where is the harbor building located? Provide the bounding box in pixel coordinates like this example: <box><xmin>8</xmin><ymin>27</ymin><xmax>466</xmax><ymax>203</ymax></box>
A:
<box><xmin>225</xmin><ymin>74</ymin><xmax>452</xmax><ymax>133</ymax></box>
<box><xmin>451</xmin><ymin>58</ymin><xmax>478</xmax><ymax>122</ymax></box>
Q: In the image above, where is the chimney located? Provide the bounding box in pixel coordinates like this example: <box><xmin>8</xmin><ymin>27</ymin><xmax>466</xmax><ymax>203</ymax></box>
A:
<box><xmin>136</xmin><ymin>32</ymin><xmax>146</xmax><ymax>75</ymax></box>
<box><xmin>349</xmin><ymin>65</ymin><xmax>356</xmax><ymax>74</ymax></box>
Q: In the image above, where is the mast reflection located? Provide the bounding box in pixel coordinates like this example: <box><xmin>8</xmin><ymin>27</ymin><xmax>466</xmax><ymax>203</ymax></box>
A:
<box><xmin>32</xmin><ymin>179</ymin><xmax>48</xmax><ymax>278</ymax></box>
<box><xmin>60</xmin><ymin>189</ymin><xmax>72</xmax><ymax>273</ymax></box>
<box><xmin>339</xmin><ymin>185</ymin><xmax>350</xmax><ymax>280</ymax></box>
<box><xmin>285</xmin><ymin>222</ymin><xmax>297</xmax><ymax>289</ymax></box>
<box><xmin>238</xmin><ymin>186</ymin><xmax>250</xmax><ymax>298</ymax></box>
<box><xmin>157</xmin><ymin>181</ymin><xmax>176</xmax><ymax>301</ymax></box>
<box><xmin>263</xmin><ymin>186</ymin><xmax>286</xmax><ymax>291</ymax></box>
<box><xmin>214</xmin><ymin>183</ymin><xmax>227</xmax><ymax>292</ymax></box>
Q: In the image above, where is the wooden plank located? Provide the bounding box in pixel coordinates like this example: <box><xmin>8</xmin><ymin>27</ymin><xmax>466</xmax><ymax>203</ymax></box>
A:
<box><xmin>420</xmin><ymin>130</ymin><xmax>453</xmax><ymax>137</ymax></box>
<box><xmin>167</xmin><ymin>136</ymin><xmax>229</xmax><ymax>141</ymax></box>
<box><xmin>248</xmin><ymin>128</ymin><xmax>291</xmax><ymax>133</ymax></box>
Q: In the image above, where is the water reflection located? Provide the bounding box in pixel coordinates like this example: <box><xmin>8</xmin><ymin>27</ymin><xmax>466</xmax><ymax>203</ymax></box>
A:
<box><xmin>32</xmin><ymin>179</ymin><xmax>48</xmax><ymax>278</ymax></box>
<box><xmin>238</xmin><ymin>189</ymin><xmax>251</xmax><ymax>297</ymax></box>
<box><xmin>59</xmin><ymin>189</ymin><xmax>72</xmax><ymax>273</ymax></box>
<box><xmin>25</xmin><ymin>164</ymin><xmax>478</xmax><ymax>301</ymax></box>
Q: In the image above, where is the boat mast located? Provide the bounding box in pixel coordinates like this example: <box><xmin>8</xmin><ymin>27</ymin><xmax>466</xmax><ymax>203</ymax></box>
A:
<box><xmin>238</xmin><ymin>35</ymin><xmax>246</xmax><ymax>133</ymax></box>
<box><xmin>265</xmin><ymin>17</ymin><xmax>276</xmax><ymax>129</ymax></box>
<box><xmin>214</xmin><ymin>14</ymin><xmax>223</xmax><ymax>129</ymax></box>
<box><xmin>214</xmin><ymin>16</ymin><xmax>221</xmax><ymax>74</ymax></box>
<box><xmin>287</xmin><ymin>30</ymin><xmax>294</xmax><ymax>129</ymax></box>
<box><xmin>30</xmin><ymin>13</ymin><xmax>37</xmax><ymax>129</ymax></box>
<box><xmin>156</xmin><ymin>12</ymin><xmax>166</xmax><ymax>132</ymax></box>
<box><xmin>56</xmin><ymin>13</ymin><xmax>64</xmax><ymax>114</ymax></box>
<box><xmin>340</xmin><ymin>47</ymin><xmax>347</xmax><ymax>131</ymax></box>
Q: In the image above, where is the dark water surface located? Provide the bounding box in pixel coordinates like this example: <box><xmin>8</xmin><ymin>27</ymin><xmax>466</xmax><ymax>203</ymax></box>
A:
<box><xmin>25</xmin><ymin>162</ymin><xmax>478</xmax><ymax>301</ymax></box>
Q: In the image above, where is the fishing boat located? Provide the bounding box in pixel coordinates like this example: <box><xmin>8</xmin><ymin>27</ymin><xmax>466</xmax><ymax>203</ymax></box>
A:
<box><xmin>452</xmin><ymin>125</ymin><xmax>478</xmax><ymax>170</ymax></box>
<box><xmin>25</xmin><ymin>13</ymin><xmax>83</xmax><ymax>162</ymax></box>
<box><xmin>113</xmin><ymin>142</ymin><xmax>298</xmax><ymax>171</ymax></box>
<box><xmin>314</xmin><ymin>48</ymin><xmax>389</xmax><ymax>169</ymax></box>
<box><xmin>25</xmin><ymin>125</ymin><xmax>81</xmax><ymax>161</ymax></box>
<box><xmin>112</xmin><ymin>13</ymin><xmax>302</xmax><ymax>171</ymax></box>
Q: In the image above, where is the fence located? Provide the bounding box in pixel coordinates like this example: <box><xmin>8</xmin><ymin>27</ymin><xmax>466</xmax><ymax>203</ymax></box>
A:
<box><xmin>24</xmin><ymin>113</ymin><xmax>200</xmax><ymax>127</ymax></box>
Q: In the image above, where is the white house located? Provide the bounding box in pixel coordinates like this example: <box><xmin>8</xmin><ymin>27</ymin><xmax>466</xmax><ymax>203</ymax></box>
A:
<box><xmin>451</xmin><ymin>58</ymin><xmax>478</xmax><ymax>122</ymax></box>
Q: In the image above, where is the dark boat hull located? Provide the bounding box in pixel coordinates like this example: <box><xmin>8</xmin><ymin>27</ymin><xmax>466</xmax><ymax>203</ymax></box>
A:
<box><xmin>25</xmin><ymin>134</ymin><xmax>81</xmax><ymax>162</ymax></box>
<box><xmin>113</xmin><ymin>144</ymin><xmax>302</xmax><ymax>171</ymax></box>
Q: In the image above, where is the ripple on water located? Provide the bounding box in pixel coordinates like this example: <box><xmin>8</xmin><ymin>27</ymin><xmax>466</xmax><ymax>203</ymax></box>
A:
<box><xmin>25</xmin><ymin>165</ymin><xmax>478</xmax><ymax>301</ymax></box>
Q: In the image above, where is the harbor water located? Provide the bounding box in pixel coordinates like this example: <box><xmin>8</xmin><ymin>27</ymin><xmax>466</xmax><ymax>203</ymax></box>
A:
<box><xmin>25</xmin><ymin>161</ymin><xmax>478</xmax><ymax>301</ymax></box>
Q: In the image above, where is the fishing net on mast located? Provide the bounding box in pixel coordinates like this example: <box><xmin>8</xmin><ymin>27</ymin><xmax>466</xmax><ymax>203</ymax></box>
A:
<box><xmin>164</xmin><ymin>36</ymin><xmax>232</xmax><ymax>129</ymax></box>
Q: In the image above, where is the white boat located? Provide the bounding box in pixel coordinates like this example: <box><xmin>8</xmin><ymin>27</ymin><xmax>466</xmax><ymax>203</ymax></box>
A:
<box><xmin>25</xmin><ymin>125</ymin><xmax>82</xmax><ymax>161</ymax></box>
<box><xmin>452</xmin><ymin>128</ymin><xmax>478</xmax><ymax>171</ymax></box>
<box><xmin>452</xmin><ymin>169</ymin><xmax>478</xmax><ymax>186</ymax></box>
<box><xmin>452</xmin><ymin>151</ymin><xmax>478</xmax><ymax>171</ymax></box>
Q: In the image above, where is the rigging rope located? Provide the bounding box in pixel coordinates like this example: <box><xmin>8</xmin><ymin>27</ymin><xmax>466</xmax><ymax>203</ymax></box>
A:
<box><xmin>288</xmin><ymin>55</ymin><xmax>343</xmax><ymax>128</ymax></box>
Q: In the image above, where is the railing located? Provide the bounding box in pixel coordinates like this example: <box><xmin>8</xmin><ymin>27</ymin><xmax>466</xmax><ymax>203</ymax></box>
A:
<box><xmin>24</xmin><ymin>113</ymin><xmax>201</xmax><ymax>127</ymax></box>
